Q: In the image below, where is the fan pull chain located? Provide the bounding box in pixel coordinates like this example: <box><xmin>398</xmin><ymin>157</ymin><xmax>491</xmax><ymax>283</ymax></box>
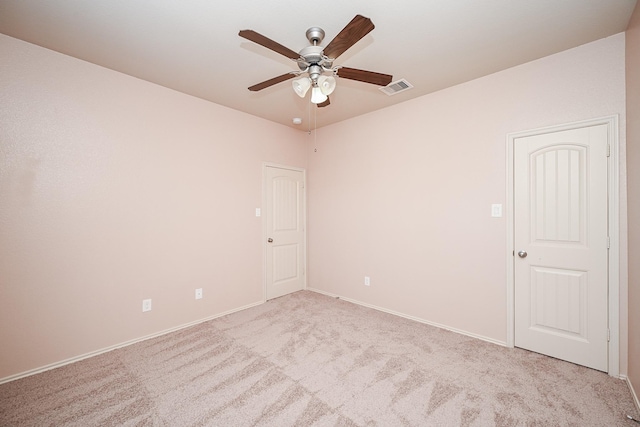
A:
<box><xmin>308</xmin><ymin>97</ymin><xmax>318</xmax><ymax>153</ymax></box>
<box><xmin>308</xmin><ymin>94</ymin><xmax>312</xmax><ymax>135</ymax></box>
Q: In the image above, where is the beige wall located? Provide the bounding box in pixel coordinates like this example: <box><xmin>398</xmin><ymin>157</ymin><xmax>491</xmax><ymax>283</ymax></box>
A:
<box><xmin>0</xmin><ymin>30</ymin><xmax>632</xmax><ymax>383</ymax></box>
<box><xmin>0</xmin><ymin>34</ymin><xmax>307</xmax><ymax>380</ymax></box>
<box><xmin>307</xmin><ymin>34</ymin><xmax>627</xmax><ymax>358</ymax></box>
<box><xmin>626</xmin><ymin>2</ymin><xmax>640</xmax><ymax>408</ymax></box>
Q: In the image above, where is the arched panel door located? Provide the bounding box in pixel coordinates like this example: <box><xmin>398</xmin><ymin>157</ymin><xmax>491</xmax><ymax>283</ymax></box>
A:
<box><xmin>514</xmin><ymin>124</ymin><xmax>609</xmax><ymax>371</ymax></box>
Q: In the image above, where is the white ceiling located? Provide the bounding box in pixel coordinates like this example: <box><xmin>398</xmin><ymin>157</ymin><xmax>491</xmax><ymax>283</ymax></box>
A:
<box><xmin>0</xmin><ymin>0</ymin><xmax>636</xmax><ymax>130</ymax></box>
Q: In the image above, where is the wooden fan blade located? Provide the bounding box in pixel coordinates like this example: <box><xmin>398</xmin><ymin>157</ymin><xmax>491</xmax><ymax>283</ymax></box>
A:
<box><xmin>239</xmin><ymin>29</ymin><xmax>300</xmax><ymax>60</ymax></box>
<box><xmin>248</xmin><ymin>73</ymin><xmax>296</xmax><ymax>91</ymax></box>
<box><xmin>323</xmin><ymin>15</ymin><xmax>375</xmax><ymax>59</ymax></box>
<box><xmin>317</xmin><ymin>97</ymin><xmax>330</xmax><ymax>108</ymax></box>
<box><xmin>336</xmin><ymin>67</ymin><xmax>392</xmax><ymax>86</ymax></box>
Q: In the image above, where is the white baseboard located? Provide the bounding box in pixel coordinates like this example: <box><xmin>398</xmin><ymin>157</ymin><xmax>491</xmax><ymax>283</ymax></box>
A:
<box><xmin>0</xmin><ymin>300</ymin><xmax>264</xmax><ymax>385</ymax></box>
<box><xmin>307</xmin><ymin>287</ymin><xmax>507</xmax><ymax>347</ymax></box>
<box><xmin>625</xmin><ymin>375</ymin><xmax>640</xmax><ymax>413</ymax></box>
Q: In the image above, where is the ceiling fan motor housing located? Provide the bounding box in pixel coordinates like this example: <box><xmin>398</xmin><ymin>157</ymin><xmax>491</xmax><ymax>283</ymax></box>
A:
<box><xmin>299</xmin><ymin>27</ymin><xmax>333</xmax><ymax>76</ymax></box>
<box><xmin>298</xmin><ymin>46</ymin><xmax>326</xmax><ymax>67</ymax></box>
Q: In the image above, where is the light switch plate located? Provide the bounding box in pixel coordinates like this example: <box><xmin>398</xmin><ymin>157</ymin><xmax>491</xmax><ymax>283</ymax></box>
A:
<box><xmin>491</xmin><ymin>204</ymin><xmax>503</xmax><ymax>218</ymax></box>
<box><xmin>255</xmin><ymin>208</ymin><xmax>261</xmax><ymax>217</ymax></box>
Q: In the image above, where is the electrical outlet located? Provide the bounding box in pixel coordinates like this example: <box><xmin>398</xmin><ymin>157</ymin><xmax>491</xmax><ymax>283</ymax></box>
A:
<box><xmin>195</xmin><ymin>288</ymin><xmax>203</xmax><ymax>300</ymax></box>
<box><xmin>364</xmin><ymin>276</ymin><xmax>370</xmax><ymax>286</ymax></box>
<box><xmin>142</xmin><ymin>299</ymin><xmax>152</xmax><ymax>312</ymax></box>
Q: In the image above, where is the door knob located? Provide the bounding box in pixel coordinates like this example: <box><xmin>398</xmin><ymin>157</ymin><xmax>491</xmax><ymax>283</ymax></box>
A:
<box><xmin>518</xmin><ymin>250</ymin><xmax>527</xmax><ymax>258</ymax></box>
<box><xmin>267</xmin><ymin>238</ymin><xmax>273</xmax><ymax>243</ymax></box>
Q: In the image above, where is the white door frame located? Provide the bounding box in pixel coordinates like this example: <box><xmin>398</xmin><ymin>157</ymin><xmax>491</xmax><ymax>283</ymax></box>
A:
<box><xmin>262</xmin><ymin>163</ymin><xmax>307</xmax><ymax>302</ymax></box>
<box><xmin>506</xmin><ymin>116</ymin><xmax>620</xmax><ymax>376</ymax></box>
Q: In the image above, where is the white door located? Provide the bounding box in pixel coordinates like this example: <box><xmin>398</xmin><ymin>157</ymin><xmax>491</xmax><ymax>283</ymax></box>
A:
<box><xmin>514</xmin><ymin>124</ymin><xmax>609</xmax><ymax>372</ymax></box>
<box><xmin>265</xmin><ymin>166</ymin><xmax>305</xmax><ymax>300</ymax></box>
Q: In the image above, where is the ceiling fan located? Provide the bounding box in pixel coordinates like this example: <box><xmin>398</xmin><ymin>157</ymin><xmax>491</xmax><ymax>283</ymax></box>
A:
<box><xmin>239</xmin><ymin>15</ymin><xmax>393</xmax><ymax>108</ymax></box>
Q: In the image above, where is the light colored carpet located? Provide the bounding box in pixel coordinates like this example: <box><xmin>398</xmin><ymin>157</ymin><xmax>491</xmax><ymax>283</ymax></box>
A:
<box><xmin>1</xmin><ymin>290</ymin><xmax>637</xmax><ymax>426</ymax></box>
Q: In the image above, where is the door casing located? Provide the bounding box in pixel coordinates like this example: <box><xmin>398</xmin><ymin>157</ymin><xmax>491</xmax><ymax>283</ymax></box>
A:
<box><xmin>506</xmin><ymin>116</ymin><xmax>620</xmax><ymax>377</ymax></box>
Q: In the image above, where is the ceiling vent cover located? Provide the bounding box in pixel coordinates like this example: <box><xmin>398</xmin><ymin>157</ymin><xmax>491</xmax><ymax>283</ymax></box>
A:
<box><xmin>379</xmin><ymin>78</ymin><xmax>413</xmax><ymax>96</ymax></box>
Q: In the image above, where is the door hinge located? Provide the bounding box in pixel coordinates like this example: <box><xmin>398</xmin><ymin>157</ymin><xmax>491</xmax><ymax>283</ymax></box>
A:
<box><xmin>607</xmin><ymin>144</ymin><xmax>610</xmax><ymax>157</ymax></box>
<box><xmin>607</xmin><ymin>236</ymin><xmax>610</xmax><ymax>249</ymax></box>
<box><xmin>607</xmin><ymin>329</ymin><xmax>610</xmax><ymax>342</ymax></box>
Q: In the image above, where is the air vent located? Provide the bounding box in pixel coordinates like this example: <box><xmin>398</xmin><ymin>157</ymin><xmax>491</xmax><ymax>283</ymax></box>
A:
<box><xmin>379</xmin><ymin>79</ymin><xmax>413</xmax><ymax>96</ymax></box>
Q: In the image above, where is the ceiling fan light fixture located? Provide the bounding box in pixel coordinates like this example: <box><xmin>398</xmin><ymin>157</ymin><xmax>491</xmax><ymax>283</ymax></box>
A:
<box><xmin>292</xmin><ymin>77</ymin><xmax>311</xmax><ymax>97</ymax></box>
<box><xmin>318</xmin><ymin>75</ymin><xmax>336</xmax><ymax>95</ymax></box>
<box><xmin>310</xmin><ymin>86</ymin><xmax>328</xmax><ymax>104</ymax></box>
